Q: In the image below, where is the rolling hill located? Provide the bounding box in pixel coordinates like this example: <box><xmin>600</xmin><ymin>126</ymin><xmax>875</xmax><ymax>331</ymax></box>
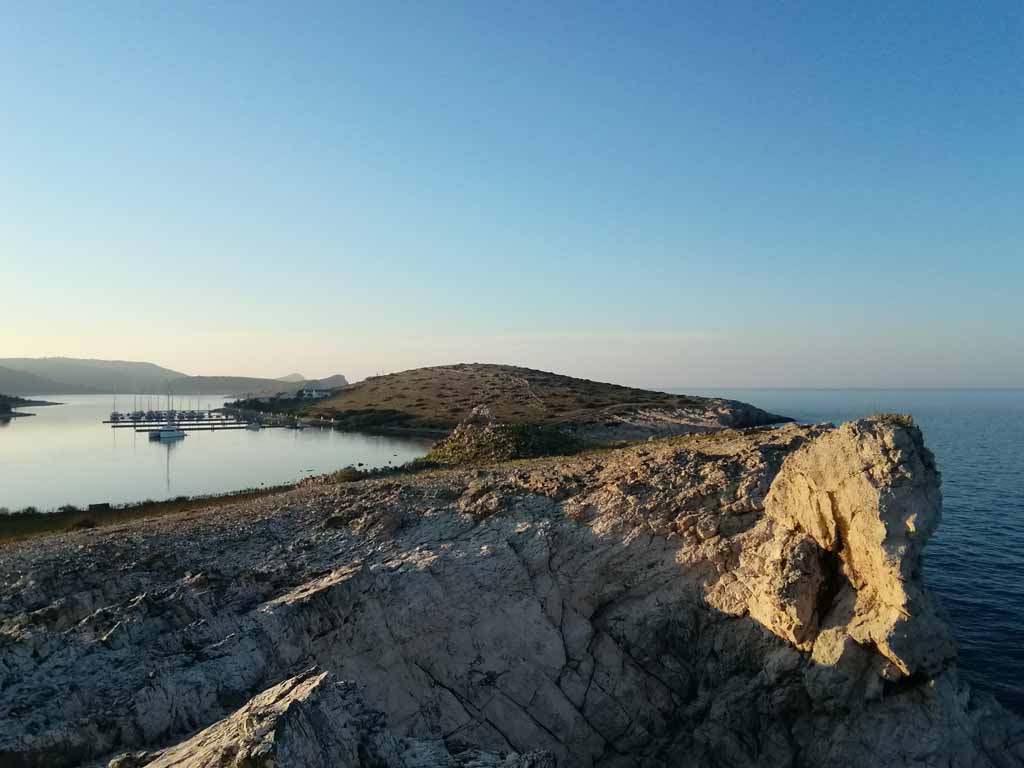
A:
<box><xmin>304</xmin><ymin>363</ymin><xmax>789</xmax><ymax>439</ymax></box>
<box><xmin>0</xmin><ymin>365</ymin><xmax>87</xmax><ymax>396</ymax></box>
<box><xmin>0</xmin><ymin>358</ymin><xmax>347</xmax><ymax>396</ymax></box>
<box><xmin>167</xmin><ymin>374</ymin><xmax>348</xmax><ymax>396</ymax></box>
<box><xmin>0</xmin><ymin>358</ymin><xmax>183</xmax><ymax>394</ymax></box>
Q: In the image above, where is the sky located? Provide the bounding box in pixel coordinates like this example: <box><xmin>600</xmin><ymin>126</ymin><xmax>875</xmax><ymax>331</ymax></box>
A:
<box><xmin>2</xmin><ymin>2</ymin><xmax>1022</xmax><ymax>388</ymax></box>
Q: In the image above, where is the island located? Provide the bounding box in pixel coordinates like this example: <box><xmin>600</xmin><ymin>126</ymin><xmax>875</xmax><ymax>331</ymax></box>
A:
<box><xmin>1</xmin><ymin>372</ymin><xmax>1021</xmax><ymax>767</ymax></box>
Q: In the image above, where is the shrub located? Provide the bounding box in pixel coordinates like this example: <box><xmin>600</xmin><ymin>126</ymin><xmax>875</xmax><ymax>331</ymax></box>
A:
<box><xmin>329</xmin><ymin>467</ymin><xmax>369</xmax><ymax>483</ymax></box>
<box><xmin>870</xmin><ymin>412</ymin><xmax>915</xmax><ymax>428</ymax></box>
<box><xmin>425</xmin><ymin>421</ymin><xmax>585</xmax><ymax>466</ymax></box>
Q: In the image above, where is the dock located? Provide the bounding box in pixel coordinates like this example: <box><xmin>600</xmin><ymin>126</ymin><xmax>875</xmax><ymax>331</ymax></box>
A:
<box><xmin>104</xmin><ymin>409</ymin><xmax>303</xmax><ymax>433</ymax></box>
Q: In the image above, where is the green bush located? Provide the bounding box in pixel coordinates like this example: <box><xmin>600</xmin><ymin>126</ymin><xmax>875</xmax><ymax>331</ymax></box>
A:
<box><xmin>329</xmin><ymin>467</ymin><xmax>369</xmax><ymax>483</ymax></box>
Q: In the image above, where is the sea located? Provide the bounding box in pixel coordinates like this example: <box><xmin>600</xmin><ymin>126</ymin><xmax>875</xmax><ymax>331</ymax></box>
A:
<box><xmin>0</xmin><ymin>394</ymin><xmax>430</xmax><ymax>513</ymax></box>
<box><xmin>683</xmin><ymin>388</ymin><xmax>1024</xmax><ymax>714</ymax></box>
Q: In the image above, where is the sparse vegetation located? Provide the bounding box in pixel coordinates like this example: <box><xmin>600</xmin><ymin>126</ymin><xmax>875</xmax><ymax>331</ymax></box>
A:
<box><xmin>871</xmin><ymin>412</ymin><xmax>915</xmax><ymax>428</ymax></box>
<box><xmin>328</xmin><ymin>467</ymin><xmax>371</xmax><ymax>483</ymax></box>
<box><xmin>304</xmin><ymin>363</ymin><xmax>715</xmax><ymax>435</ymax></box>
<box><xmin>0</xmin><ymin>486</ymin><xmax>294</xmax><ymax>545</ymax></box>
<box><xmin>422</xmin><ymin>421</ymin><xmax>586</xmax><ymax>466</ymax></box>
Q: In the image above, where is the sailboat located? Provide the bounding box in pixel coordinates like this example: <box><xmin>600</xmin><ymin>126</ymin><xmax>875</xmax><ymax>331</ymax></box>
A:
<box><xmin>149</xmin><ymin>389</ymin><xmax>186</xmax><ymax>441</ymax></box>
<box><xmin>149</xmin><ymin>424</ymin><xmax>186</xmax><ymax>441</ymax></box>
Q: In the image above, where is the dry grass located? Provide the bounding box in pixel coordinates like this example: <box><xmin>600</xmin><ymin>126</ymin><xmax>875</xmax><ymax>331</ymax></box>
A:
<box><xmin>0</xmin><ymin>486</ymin><xmax>293</xmax><ymax>546</ymax></box>
<box><xmin>308</xmin><ymin>363</ymin><xmax>707</xmax><ymax>432</ymax></box>
<box><xmin>870</xmin><ymin>412</ymin><xmax>915</xmax><ymax>428</ymax></box>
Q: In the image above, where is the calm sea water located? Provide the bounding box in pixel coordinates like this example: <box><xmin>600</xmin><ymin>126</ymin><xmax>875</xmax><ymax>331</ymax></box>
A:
<box><xmin>683</xmin><ymin>388</ymin><xmax>1024</xmax><ymax>714</ymax></box>
<box><xmin>0</xmin><ymin>395</ymin><xmax>430</xmax><ymax>512</ymax></box>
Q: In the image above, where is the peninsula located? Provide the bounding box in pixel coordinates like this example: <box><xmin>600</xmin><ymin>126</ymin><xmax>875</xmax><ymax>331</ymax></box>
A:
<box><xmin>0</xmin><ymin>394</ymin><xmax>59</xmax><ymax>418</ymax></box>
<box><xmin>1</xmin><ymin>411</ymin><xmax>1021</xmax><ymax>766</ymax></box>
<box><xmin>236</xmin><ymin>363</ymin><xmax>790</xmax><ymax>440</ymax></box>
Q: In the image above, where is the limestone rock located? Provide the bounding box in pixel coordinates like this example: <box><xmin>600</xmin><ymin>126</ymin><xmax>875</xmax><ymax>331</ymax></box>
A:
<box><xmin>568</xmin><ymin>398</ymin><xmax>791</xmax><ymax>443</ymax></box>
<box><xmin>121</xmin><ymin>668</ymin><xmax>403</xmax><ymax>767</ymax></box>
<box><xmin>105</xmin><ymin>668</ymin><xmax>552</xmax><ymax>768</ymax></box>
<box><xmin>763</xmin><ymin>418</ymin><xmax>952</xmax><ymax>677</ymax></box>
<box><xmin>1</xmin><ymin>419</ymin><xmax>1021</xmax><ymax>767</ymax></box>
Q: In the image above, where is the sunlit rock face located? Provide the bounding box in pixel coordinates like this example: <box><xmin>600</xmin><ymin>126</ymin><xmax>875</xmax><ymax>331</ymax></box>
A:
<box><xmin>1</xmin><ymin>418</ymin><xmax>1021</xmax><ymax>767</ymax></box>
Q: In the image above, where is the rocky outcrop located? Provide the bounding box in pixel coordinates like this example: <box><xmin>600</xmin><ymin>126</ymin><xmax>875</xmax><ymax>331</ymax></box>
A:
<box><xmin>567</xmin><ymin>398</ymin><xmax>791</xmax><ymax>443</ymax></box>
<box><xmin>108</xmin><ymin>668</ymin><xmax>553</xmax><ymax>768</ymax></box>
<box><xmin>424</xmin><ymin>406</ymin><xmax>585</xmax><ymax>465</ymax></box>
<box><xmin>767</xmin><ymin>419</ymin><xmax>952</xmax><ymax>676</ymax></box>
<box><xmin>1</xmin><ymin>418</ymin><xmax>1021</xmax><ymax>767</ymax></box>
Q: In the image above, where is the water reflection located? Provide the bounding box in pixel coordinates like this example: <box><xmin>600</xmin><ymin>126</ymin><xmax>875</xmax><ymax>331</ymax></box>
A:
<box><xmin>164</xmin><ymin>439</ymin><xmax>179</xmax><ymax>493</ymax></box>
<box><xmin>0</xmin><ymin>394</ymin><xmax>432</xmax><ymax>511</ymax></box>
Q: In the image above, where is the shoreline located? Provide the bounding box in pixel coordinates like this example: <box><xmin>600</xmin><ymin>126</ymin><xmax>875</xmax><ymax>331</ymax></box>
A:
<box><xmin>0</xmin><ymin>396</ymin><xmax>62</xmax><ymax>419</ymax></box>
<box><xmin>0</xmin><ymin>459</ymin><xmax>428</xmax><ymax>545</ymax></box>
<box><xmin>7</xmin><ymin>398</ymin><xmax>61</xmax><ymax>407</ymax></box>
<box><xmin>221</xmin><ymin>405</ymin><xmax>448</xmax><ymax>439</ymax></box>
<box><xmin>0</xmin><ymin>484</ymin><xmax>296</xmax><ymax>545</ymax></box>
<box><xmin>0</xmin><ymin>418</ymin><xmax>797</xmax><ymax>544</ymax></box>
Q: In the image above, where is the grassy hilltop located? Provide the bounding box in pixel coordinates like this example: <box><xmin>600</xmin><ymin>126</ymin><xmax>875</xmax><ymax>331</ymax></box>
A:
<box><xmin>303</xmin><ymin>363</ymin><xmax>785</xmax><ymax>436</ymax></box>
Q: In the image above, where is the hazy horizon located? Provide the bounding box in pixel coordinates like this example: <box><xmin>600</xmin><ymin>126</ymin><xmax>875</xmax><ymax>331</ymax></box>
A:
<box><xmin>4</xmin><ymin>3</ymin><xmax>1022</xmax><ymax>388</ymax></box>
<box><xmin>5</xmin><ymin>351</ymin><xmax>1024</xmax><ymax>393</ymax></box>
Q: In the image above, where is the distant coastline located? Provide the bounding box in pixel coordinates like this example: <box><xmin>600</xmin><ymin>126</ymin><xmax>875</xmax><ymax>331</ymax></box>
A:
<box><xmin>14</xmin><ymin>398</ymin><xmax>61</xmax><ymax>407</ymax></box>
<box><xmin>0</xmin><ymin>357</ymin><xmax>347</xmax><ymax>397</ymax></box>
<box><xmin>0</xmin><ymin>395</ymin><xmax>62</xmax><ymax>418</ymax></box>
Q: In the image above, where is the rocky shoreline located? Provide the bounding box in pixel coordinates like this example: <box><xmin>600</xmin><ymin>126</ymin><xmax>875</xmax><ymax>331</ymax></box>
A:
<box><xmin>2</xmin><ymin>417</ymin><xmax>1022</xmax><ymax>766</ymax></box>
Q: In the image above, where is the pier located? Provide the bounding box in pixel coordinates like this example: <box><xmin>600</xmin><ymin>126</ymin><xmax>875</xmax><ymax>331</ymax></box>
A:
<box><xmin>104</xmin><ymin>409</ymin><xmax>303</xmax><ymax>433</ymax></box>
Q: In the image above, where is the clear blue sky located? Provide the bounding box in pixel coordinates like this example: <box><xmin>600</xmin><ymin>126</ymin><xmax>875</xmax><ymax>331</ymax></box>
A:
<box><xmin>2</xmin><ymin>2</ymin><xmax>1021</xmax><ymax>386</ymax></box>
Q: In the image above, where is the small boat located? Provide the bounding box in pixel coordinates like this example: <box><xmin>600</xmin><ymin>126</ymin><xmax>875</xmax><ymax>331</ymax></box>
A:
<box><xmin>149</xmin><ymin>425</ymin><xmax>186</xmax><ymax>441</ymax></box>
<box><xmin>246</xmin><ymin>422</ymin><xmax>262</xmax><ymax>431</ymax></box>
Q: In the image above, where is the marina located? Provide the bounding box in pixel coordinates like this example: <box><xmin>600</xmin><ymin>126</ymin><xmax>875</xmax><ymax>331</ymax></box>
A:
<box><xmin>0</xmin><ymin>394</ymin><xmax>432</xmax><ymax>512</ymax></box>
<box><xmin>103</xmin><ymin>408</ymin><xmax>304</xmax><ymax>434</ymax></box>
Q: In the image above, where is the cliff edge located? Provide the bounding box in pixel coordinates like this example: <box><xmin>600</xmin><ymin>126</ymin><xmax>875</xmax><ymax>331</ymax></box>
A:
<box><xmin>1</xmin><ymin>418</ymin><xmax>1021</xmax><ymax>766</ymax></box>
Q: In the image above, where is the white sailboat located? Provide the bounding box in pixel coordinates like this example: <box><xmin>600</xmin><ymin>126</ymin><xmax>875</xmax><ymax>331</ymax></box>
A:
<box><xmin>149</xmin><ymin>390</ymin><xmax>187</xmax><ymax>441</ymax></box>
<box><xmin>149</xmin><ymin>424</ymin><xmax>186</xmax><ymax>441</ymax></box>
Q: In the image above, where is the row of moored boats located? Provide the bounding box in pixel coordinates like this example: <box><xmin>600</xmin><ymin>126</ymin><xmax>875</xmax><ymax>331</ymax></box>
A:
<box><xmin>109</xmin><ymin>410</ymin><xmax>218</xmax><ymax>422</ymax></box>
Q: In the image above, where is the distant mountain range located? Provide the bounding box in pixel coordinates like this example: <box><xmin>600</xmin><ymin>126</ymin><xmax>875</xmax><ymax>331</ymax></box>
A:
<box><xmin>0</xmin><ymin>358</ymin><xmax>347</xmax><ymax>396</ymax></box>
<box><xmin>0</xmin><ymin>366</ymin><xmax>71</xmax><ymax>396</ymax></box>
<box><xmin>165</xmin><ymin>374</ymin><xmax>349</xmax><ymax>395</ymax></box>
